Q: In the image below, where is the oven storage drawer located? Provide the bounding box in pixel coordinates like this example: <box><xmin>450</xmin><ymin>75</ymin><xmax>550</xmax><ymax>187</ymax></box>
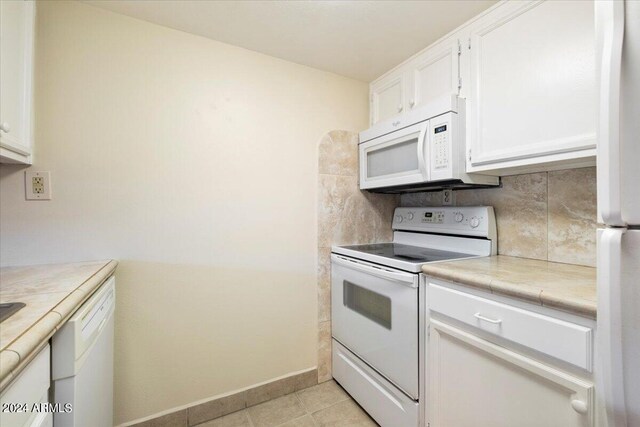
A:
<box><xmin>427</xmin><ymin>282</ymin><xmax>593</xmax><ymax>371</ymax></box>
<box><xmin>333</xmin><ymin>340</ymin><xmax>419</xmax><ymax>427</ymax></box>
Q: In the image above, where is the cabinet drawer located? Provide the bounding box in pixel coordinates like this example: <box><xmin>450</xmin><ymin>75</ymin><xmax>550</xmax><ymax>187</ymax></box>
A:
<box><xmin>333</xmin><ymin>340</ymin><xmax>418</xmax><ymax>427</ymax></box>
<box><xmin>428</xmin><ymin>282</ymin><xmax>593</xmax><ymax>370</ymax></box>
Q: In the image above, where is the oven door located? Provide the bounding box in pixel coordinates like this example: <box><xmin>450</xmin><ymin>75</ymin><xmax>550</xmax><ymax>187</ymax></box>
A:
<box><xmin>331</xmin><ymin>254</ymin><xmax>419</xmax><ymax>398</ymax></box>
<box><xmin>359</xmin><ymin>120</ymin><xmax>430</xmax><ymax>190</ymax></box>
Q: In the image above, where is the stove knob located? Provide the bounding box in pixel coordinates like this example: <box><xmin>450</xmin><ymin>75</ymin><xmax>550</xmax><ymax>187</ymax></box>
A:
<box><xmin>395</xmin><ymin>215</ymin><xmax>403</xmax><ymax>223</ymax></box>
<box><xmin>470</xmin><ymin>217</ymin><xmax>480</xmax><ymax>228</ymax></box>
<box><xmin>406</xmin><ymin>213</ymin><xmax>414</xmax><ymax>220</ymax></box>
<box><xmin>455</xmin><ymin>212</ymin><xmax>464</xmax><ymax>223</ymax></box>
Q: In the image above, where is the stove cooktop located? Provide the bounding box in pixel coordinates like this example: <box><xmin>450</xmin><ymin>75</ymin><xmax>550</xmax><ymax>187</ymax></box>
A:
<box><xmin>340</xmin><ymin>242</ymin><xmax>472</xmax><ymax>263</ymax></box>
<box><xmin>333</xmin><ymin>242</ymin><xmax>478</xmax><ymax>273</ymax></box>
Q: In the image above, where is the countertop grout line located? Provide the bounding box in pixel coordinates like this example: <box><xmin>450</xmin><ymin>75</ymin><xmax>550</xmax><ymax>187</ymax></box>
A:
<box><xmin>0</xmin><ymin>310</ymin><xmax>60</xmax><ymax>354</ymax></box>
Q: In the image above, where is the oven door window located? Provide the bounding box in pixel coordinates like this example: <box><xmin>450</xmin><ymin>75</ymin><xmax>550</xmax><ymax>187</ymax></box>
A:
<box><xmin>366</xmin><ymin>137</ymin><xmax>419</xmax><ymax>179</ymax></box>
<box><xmin>343</xmin><ymin>280</ymin><xmax>392</xmax><ymax>330</ymax></box>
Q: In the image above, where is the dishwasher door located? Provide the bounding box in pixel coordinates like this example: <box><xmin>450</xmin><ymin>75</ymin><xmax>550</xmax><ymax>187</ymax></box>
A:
<box><xmin>52</xmin><ymin>276</ymin><xmax>115</xmax><ymax>427</ymax></box>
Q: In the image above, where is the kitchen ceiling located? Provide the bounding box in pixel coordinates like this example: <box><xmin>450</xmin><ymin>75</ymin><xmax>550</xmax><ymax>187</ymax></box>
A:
<box><xmin>83</xmin><ymin>0</ymin><xmax>497</xmax><ymax>82</ymax></box>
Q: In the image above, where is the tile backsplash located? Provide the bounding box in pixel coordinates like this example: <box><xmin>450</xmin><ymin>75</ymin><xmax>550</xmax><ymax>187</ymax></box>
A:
<box><xmin>316</xmin><ymin>130</ymin><xmax>398</xmax><ymax>382</ymax></box>
<box><xmin>401</xmin><ymin>167</ymin><xmax>597</xmax><ymax>267</ymax></box>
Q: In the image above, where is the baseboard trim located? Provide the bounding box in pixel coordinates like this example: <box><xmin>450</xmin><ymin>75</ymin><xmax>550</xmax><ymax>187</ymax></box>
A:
<box><xmin>119</xmin><ymin>367</ymin><xmax>318</xmax><ymax>427</ymax></box>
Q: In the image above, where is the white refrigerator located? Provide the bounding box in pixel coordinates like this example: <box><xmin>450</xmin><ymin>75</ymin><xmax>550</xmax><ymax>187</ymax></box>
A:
<box><xmin>595</xmin><ymin>1</ymin><xmax>640</xmax><ymax>426</ymax></box>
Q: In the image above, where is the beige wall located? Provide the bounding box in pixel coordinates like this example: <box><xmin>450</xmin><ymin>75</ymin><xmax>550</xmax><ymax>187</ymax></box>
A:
<box><xmin>401</xmin><ymin>167</ymin><xmax>598</xmax><ymax>267</ymax></box>
<box><xmin>0</xmin><ymin>1</ymin><xmax>368</xmax><ymax>424</ymax></box>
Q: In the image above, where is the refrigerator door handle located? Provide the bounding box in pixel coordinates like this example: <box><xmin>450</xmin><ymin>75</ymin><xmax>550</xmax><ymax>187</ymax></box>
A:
<box><xmin>596</xmin><ymin>0</ymin><xmax>626</xmax><ymax>226</ymax></box>
<box><xmin>597</xmin><ymin>228</ymin><xmax>628</xmax><ymax>427</ymax></box>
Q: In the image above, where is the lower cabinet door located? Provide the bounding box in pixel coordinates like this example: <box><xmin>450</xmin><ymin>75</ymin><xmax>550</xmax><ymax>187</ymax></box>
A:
<box><xmin>28</xmin><ymin>407</ymin><xmax>52</xmax><ymax>427</ymax></box>
<box><xmin>0</xmin><ymin>345</ymin><xmax>50</xmax><ymax>427</ymax></box>
<box><xmin>428</xmin><ymin>320</ymin><xmax>594</xmax><ymax>427</ymax></box>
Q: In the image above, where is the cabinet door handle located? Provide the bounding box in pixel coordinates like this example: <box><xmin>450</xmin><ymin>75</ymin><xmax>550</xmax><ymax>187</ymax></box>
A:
<box><xmin>474</xmin><ymin>313</ymin><xmax>502</xmax><ymax>324</ymax></box>
<box><xmin>397</xmin><ymin>104</ymin><xmax>403</xmax><ymax>112</ymax></box>
<box><xmin>571</xmin><ymin>399</ymin><xmax>588</xmax><ymax>414</ymax></box>
<box><xmin>0</xmin><ymin>122</ymin><xmax>10</xmax><ymax>133</ymax></box>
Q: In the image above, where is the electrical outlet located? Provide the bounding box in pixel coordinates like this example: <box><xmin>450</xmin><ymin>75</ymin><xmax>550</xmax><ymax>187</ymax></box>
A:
<box><xmin>442</xmin><ymin>189</ymin><xmax>454</xmax><ymax>206</ymax></box>
<box><xmin>25</xmin><ymin>171</ymin><xmax>52</xmax><ymax>200</ymax></box>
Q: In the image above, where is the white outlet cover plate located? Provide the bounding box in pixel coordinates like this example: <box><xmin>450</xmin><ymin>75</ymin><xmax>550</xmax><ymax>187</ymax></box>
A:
<box><xmin>25</xmin><ymin>171</ymin><xmax>52</xmax><ymax>200</ymax></box>
<box><xmin>442</xmin><ymin>189</ymin><xmax>454</xmax><ymax>205</ymax></box>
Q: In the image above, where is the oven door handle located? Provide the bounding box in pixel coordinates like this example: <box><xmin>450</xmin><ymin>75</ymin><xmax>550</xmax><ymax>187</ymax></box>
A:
<box><xmin>332</xmin><ymin>255</ymin><xmax>418</xmax><ymax>288</ymax></box>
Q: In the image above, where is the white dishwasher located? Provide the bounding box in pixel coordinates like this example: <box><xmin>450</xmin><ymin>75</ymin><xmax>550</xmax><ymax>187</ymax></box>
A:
<box><xmin>52</xmin><ymin>276</ymin><xmax>115</xmax><ymax>427</ymax></box>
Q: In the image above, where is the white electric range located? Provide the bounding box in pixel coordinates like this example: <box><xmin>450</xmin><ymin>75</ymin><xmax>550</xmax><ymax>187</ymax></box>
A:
<box><xmin>330</xmin><ymin>206</ymin><xmax>496</xmax><ymax>427</ymax></box>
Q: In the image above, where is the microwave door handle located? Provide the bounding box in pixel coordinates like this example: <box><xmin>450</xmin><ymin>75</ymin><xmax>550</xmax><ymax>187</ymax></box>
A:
<box><xmin>416</xmin><ymin>122</ymin><xmax>430</xmax><ymax>180</ymax></box>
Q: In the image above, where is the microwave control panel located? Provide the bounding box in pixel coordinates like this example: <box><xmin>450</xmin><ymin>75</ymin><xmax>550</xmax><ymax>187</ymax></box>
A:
<box><xmin>429</xmin><ymin>112</ymin><xmax>455</xmax><ymax>181</ymax></box>
<box><xmin>433</xmin><ymin>124</ymin><xmax>449</xmax><ymax>170</ymax></box>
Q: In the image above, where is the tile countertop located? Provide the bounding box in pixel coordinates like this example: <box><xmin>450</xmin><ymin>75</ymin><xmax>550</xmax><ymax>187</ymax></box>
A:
<box><xmin>0</xmin><ymin>260</ymin><xmax>118</xmax><ymax>392</ymax></box>
<box><xmin>422</xmin><ymin>255</ymin><xmax>596</xmax><ymax>318</ymax></box>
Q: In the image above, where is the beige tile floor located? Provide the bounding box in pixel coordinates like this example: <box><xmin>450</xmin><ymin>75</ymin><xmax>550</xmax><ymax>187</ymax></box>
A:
<box><xmin>196</xmin><ymin>380</ymin><xmax>378</xmax><ymax>427</ymax></box>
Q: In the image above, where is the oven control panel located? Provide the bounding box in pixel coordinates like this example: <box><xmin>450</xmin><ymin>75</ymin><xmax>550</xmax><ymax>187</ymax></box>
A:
<box><xmin>420</xmin><ymin>210</ymin><xmax>445</xmax><ymax>224</ymax></box>
<box><xmin>392</xmin><ymin>206</ymin><xmax>496</xmax><ymax>239</ymax></box>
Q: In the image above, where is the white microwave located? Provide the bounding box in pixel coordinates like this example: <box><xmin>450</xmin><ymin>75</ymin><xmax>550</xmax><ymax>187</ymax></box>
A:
<box><xmin>359</xmin><ymin>95</ymin><xmax>498</xmax><ymax>193</ymax></box>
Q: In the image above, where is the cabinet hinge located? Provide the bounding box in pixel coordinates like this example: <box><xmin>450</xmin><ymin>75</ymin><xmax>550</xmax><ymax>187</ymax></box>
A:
<box><xmin>468</xmin><ymin>38</ymin><xmax>471</xmax><ymax>50</ymax></box>
<box><xmin>458</xmin><ymin>77</ymin><xmax>462</xmax><ymax>91</ymax></box>
<box><xmin>457</xmin><ymin>40</ymin><xmax>462</xmax><ymax>55</ymax></box>
<box><xmin>468</xmin><ymin>149</ymin><xmax>472</xmax><ymax>162</ymax></box>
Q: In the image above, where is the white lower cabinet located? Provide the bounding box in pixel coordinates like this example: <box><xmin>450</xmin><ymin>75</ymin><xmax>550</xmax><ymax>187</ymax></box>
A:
<box><xmin>428</xmin><ymin>320</ymin><xmax>594</xmax><ymax>427</ymax></box>
<box><xmin>0</xmin><ymin>345</ymin><xmax>52</xmax><ymax>427</ymax></box>
<box><xmin>425</xmin><ymin>278</ymin><xmax>597</xmax><ymax>427</ymax></box>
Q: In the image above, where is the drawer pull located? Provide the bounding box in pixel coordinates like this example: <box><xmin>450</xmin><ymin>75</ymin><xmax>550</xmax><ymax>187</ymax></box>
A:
<box><xmin>571</xmin><ymin>399</ymin><xmax>588</xmax><ymax>414</ymax></box>
<box><xmin>474</xmin><ymin>313</ymin><xmax>502</xmax><ymax>324</ymax></box>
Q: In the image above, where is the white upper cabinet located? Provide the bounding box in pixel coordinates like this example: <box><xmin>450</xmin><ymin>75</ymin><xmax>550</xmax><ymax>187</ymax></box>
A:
<box><xmin>466</xmin><ymin>0</ymin><xmax>596</xmax><ymax>174</ymax></box>
<box><xmin>370</xmin><ymin>38</ymin><xmax>461</xmax><ymax>126</ymax></box>
<box><xmin>370</xmin><ymin>70</ymin><xmax>405</xmax><ymax>125</ymax></box>
<box><xmin>0</xmin><ymin>0</ymin><xmax>35</xmax><ymax>164</ymax></box>
<box><xmin>370</xmin><ymin>0</ymin><xmax>598</xmax><ymax>176</ymax></box>
<box><xmin>408</xmin><ymin>38</ymin><xmax>460</xmax><ymax>111</ymax></box>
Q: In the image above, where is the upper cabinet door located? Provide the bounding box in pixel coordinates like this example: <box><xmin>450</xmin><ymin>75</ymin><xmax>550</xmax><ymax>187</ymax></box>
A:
<box><xmin>409</xmin><ymin>39</ymin><xmax>460</xmax><ymax>110</ymax></box>
<box><xmin>467</xmin><ymin>0</ymin><xmax>596</xmax><ymax>174</ymax></box>
<box><xmin>370</xmin><ymin>71</ymin><xmax>405</xmax><ymax>125</ymax></box>
<box><xmin>0</xmin><ymin>0</ymin><xmax>35</xmax><ymax>164</ymax></box>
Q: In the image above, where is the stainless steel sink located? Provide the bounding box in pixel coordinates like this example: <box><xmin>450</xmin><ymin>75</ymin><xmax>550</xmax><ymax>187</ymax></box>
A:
<box><xmin>0</xmin><ymin>302</ymin><xmax>26</xmax><ymax>323</ymax></box>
